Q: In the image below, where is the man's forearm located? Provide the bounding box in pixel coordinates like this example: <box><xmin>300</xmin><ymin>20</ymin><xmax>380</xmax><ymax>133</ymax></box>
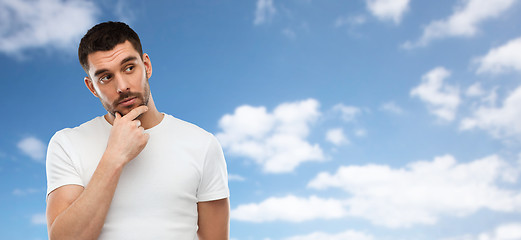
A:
<box><xmin>48</xmin><ymin>155</ymin><xmax>124</xmax><ymax>240</ymax></box>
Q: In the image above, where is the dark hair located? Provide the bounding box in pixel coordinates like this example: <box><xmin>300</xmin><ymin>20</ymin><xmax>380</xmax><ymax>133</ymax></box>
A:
<box><xmin>78</xmin><ymin>21</ymin><xmax>143</xmax><ymax>72</ymax></box>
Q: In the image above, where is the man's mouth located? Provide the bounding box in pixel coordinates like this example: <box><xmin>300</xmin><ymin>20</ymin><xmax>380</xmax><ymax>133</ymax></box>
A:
<box><xmin>118</xmin><ymin>97</ymin><xmax>137</xmax><ymax>107</ymax></box>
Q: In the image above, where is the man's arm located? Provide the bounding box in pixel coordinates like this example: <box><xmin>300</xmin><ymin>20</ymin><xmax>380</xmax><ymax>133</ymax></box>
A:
<box><xmin>197</xmin><ymin>198</ymin><xmax>230</xmax><ymax>240</ymax></box>
<box><xmin>46</xmin><ymin>160</ymin><xmax>124</xmax><ymax>240</ymax></box>
<box><xmin>46</xmin><ymin>106</ymin><xmax>149</xmax><ymax>240</ymax></box>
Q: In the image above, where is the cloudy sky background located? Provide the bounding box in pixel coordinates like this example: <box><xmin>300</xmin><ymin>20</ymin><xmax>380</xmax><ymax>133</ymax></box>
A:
<box><xmin>1</xmin><ymin>0</ymin><xmax>521</xmax><ymax>239</ymax></box>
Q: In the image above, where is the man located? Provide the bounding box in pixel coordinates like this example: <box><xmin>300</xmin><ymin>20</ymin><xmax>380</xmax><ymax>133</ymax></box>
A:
<box><xmin>45</xmin><ymin>21</ymin><xmax>230</xmax><ymax>240</ymax></box>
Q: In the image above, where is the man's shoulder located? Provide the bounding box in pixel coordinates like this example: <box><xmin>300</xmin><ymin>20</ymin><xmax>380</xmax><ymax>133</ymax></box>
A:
<box><xmin>52</xmin><ymin>116</ymin><xmax>107</xmax><ymax>141</ymax></box>
<box><xmin>163</xmin><ymin>114</ymin><xmax>215</xmax><ymax>140</ymax></box>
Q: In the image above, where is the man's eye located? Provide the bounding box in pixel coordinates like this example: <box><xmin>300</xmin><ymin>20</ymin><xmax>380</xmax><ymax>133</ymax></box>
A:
<box><xmin>99</xmin><ymin>75</ymin><xmax>111</xmax><ymax>83</ymax></box>
<box><xmin>125</xmin><ymin>66</ymin><xmax>134</xmax><ymax>72</ymax></box>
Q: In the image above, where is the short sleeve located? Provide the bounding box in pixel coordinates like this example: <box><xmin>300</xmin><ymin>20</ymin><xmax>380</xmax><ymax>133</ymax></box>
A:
<box><xmin>46</xmin><ymin>130</ymin><xmax>84</xmax><ymax>198</ymax></box>
<box><xmin>197</xmin><ymin>134</ymin><xmax>230</xmax><ymax>202</ymax></box>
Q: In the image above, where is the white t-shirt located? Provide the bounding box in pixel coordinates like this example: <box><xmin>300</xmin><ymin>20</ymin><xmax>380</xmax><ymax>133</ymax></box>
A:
<box><xmin>46</xmin><ymin>114</ymin><xmax>229</xmax><ymax>239</ymax></box>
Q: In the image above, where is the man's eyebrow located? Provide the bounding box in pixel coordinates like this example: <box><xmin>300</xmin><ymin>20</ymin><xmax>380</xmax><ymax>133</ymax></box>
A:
<box><xmin>94</xmin><ymin>69</ymin><xmax>108</xmax><ymax>77</ymax></box>
<box><xmin>93</xmin><ymin>56</ymin><xmax>138</xmax><ymax>77</ymax></box>
<box><xmin>121</xmin><ymin>56</ymin><xmax>137</xmax><ymax>65</ymax></box>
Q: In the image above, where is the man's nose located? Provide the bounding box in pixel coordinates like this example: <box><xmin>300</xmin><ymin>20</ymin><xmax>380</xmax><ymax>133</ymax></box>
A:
<box><xmin>115</xmin><ymin>74</ymin><xmax>130</xmax><ymax>93</ymax></box>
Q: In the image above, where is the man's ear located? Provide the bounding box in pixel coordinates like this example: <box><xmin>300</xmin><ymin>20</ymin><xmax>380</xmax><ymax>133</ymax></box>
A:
<box><xmin>84</xmin><ymin>77</ymin><xmax>99</xmax><ymax>98</ymax></box>
<box><xmin>143</xmin><ymin>53</ymin><xmax>152</xmax><ymax>79</ymax></box>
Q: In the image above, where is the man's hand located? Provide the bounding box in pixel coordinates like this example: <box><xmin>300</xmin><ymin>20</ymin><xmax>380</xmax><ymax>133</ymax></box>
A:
<box><xmin>105</xmin><ymin>106</ymin><xmax>150</xmax><ymax>166</ymax></box>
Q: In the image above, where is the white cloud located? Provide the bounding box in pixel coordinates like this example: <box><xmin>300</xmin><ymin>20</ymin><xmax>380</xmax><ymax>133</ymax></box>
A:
<box><xmin>411</xmin><ymin>67</ymin><xmax>460</xmax><ymax>121</ymax></box>
<box><xmin>335</xmin><ymin>15</ymin><xmax>367</xmax><ymax>28</ymax></box>
<box><xmin>114</xmin><ymin>0</ymin><xmax>136</xmax><ymax>23</ymax></box>
<box><xmin>254</xmin><ymin>0</ymin><xmax>276</xmax><ymax>25</ymax></box>
<box><xmin>482</xmin><ymin>88</ymin><xmax>499</xmax><ymax>106</ymax></box>
<box><xmin>333</xmin><ymin>104</ymin><xmax>361</xmax><ymax>122</ymax></box>
<box><xmin>228</xmin><ymin>174</ymin><xmax>246</xmax><ymax>182</ymax></box>
<box><xmin>17</xmin><ymin>136</ymin><xmax>46</xmax><ymax>162</ymax></box>
<box><xmin>493</xmin><ymin>223</ymin><xmax>521</xmax><ymax>240</ymax></box>
<box><xmin>403</xmin><ymin>0</ymin><xmax>517</xmax><ymax>48</ymax></box>
<box><xmin>0</xmin><ymin>0</ymin><xmax>98</xmax><ymax>57</ymax></box>
<box><xmin>326</xmin><ymin>128</ymin><xmax>349</xmax><ymax>146</ymax></box>
<box><xmin>441</xmin><ymin>222</ymin><xmax>521</xmax><ymax>240</ymax></box>
<box><xmin>475</xmin><ymin>37</ymin><xmax>521</xmax><ymax>74</ymax></box>
<box><xmin>380</xmin><ymin>101</ymin><xmax>404</xmax><ymax>114</ymax></box>
<box><xmin>308</xmin><ymin>154</ymin><xmax>521</xmax><ymax>228</ymax></box>
<box><xmin>13</xmin><ymin>188</ymin><xmax>42</xmax><ymax>196</ymax></box>
<box><xmin>460</xmin><ymin>84</ymin><xmax>521</xmax><ymax>139</ymax></box>
<box><xmin>230</xmin><ymin>195</ymin><xmax>347</xmax><ymax>222</ymax></box>
<box><xmin>466</xmin><ymin>84</ymin><xmax>499</xmax><ymax>107</ymax></box>
<box><xmin>282</xmin><ymin>28</ymin><xmax>296</xmax><ymax>39</ymax></box>
<box><xmin>354</xmin><ymin>128</ymin><xmax>367</xmax><ymax>137</ymax></box>
<box><xmin>466</xmin><ymin>82</ymin><xmax>485</xmax><ymax>97</ymax></box>
<box><xmin>284</xmin><ymin>229</ymin><xmax>374</xmax><ymax>240</ymax></box>
<box><xmin>365</xmin><ymin>0</ymin><xmax>410</xmax><ymax>24</ymax></box>
<box><xmin>216</xmin><ymin>99</ymin><xmax>324</xmax><ymax>173</ymax></box>
<box><xmin>31</xmin><ymin>213</ymin><xmax>46</xmax><ymax>225</ymax></box>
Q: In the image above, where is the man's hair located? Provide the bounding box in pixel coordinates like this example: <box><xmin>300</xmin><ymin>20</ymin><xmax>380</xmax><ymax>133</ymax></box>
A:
<box><xmin>78</xmin><ymin>21</ymin><xmax>143</xmax><ymax>72</ymax></box>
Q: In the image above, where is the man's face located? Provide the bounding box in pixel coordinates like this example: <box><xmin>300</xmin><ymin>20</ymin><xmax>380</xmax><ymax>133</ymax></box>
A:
<box><xmin>84</xmin><ymin>40</ymin><xmax>152</xmax><ymax>117</ymax></box>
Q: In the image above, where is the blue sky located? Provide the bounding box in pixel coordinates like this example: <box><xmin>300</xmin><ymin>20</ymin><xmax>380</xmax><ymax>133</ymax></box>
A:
<box><xmin>1</xmin><ymin>0</ymin><xmax>521</xmax><ymax>239</ymax></box>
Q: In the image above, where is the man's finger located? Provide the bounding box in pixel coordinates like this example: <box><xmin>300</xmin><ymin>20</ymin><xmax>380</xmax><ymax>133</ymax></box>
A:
<box><xmin>114</xmin><ymin>112</ymin><xmax>122</xmax><ymax>120</ymax></box>
<box><xmin>124</xmin><ymin>106</ymin><xmax>148</xmax><ymax>120</ymax></box>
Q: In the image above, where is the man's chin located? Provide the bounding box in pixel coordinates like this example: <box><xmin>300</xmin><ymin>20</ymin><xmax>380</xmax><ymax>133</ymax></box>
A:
<box><xmin>112</xmin><ymin>103</ymin><xmax>146</xmax><ymax>117</ymax></box>
<box><xmin>113</xmin><ymin>109</ymin><xmax>131</xmax><ymax>117</ymax></box>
